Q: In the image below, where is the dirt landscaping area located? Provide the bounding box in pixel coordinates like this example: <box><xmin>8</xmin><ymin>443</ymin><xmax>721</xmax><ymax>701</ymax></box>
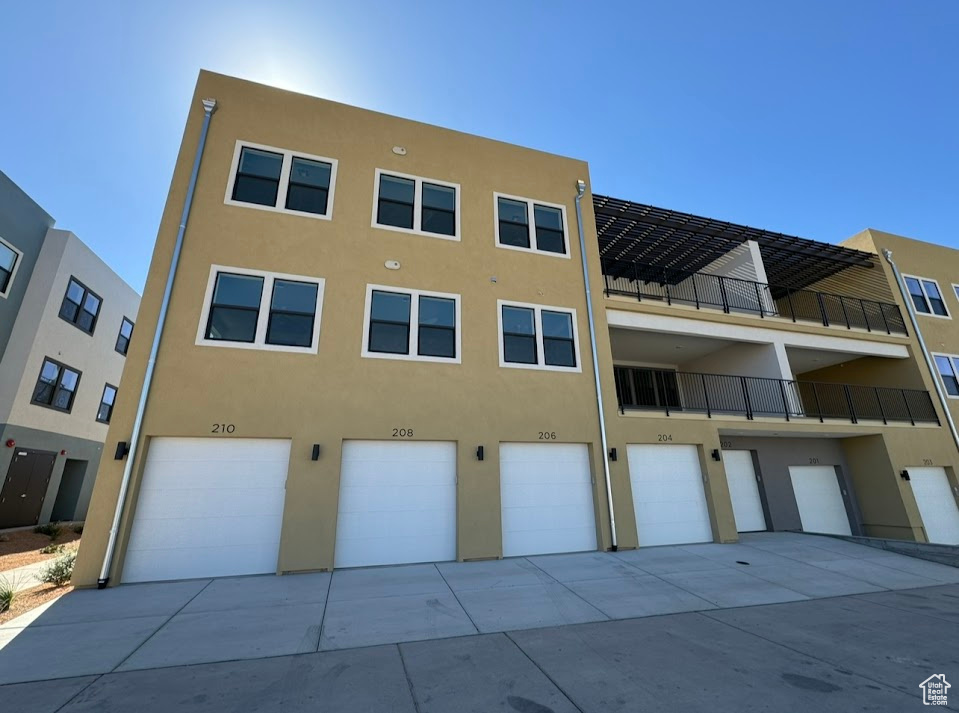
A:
<box><xmin>0</xmin><ymin>582</ymin><xmax>73</xmax><ymax>625</ymax></box>
<box><xmin>0</xmin><ymin>525</ymin><xmax>82</xmax><ymax>572</ymax></box>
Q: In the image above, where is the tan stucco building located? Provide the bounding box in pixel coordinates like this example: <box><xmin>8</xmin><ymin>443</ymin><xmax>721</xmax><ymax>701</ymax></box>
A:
<box><xmin>73</xmin><ymin>71</ymin><xmax>959</xmax><ymax>587</ymax></box>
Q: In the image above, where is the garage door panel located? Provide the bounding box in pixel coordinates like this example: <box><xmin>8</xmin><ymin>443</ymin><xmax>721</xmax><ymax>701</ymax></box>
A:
<box><xmin>335</xmin><ymin>441</ymin><xmax>457</xmax><ymax>568</ymax></box>
<box><xmin>500</xmin><ymin>443</ymin><xmax>597</xmax><ymax>557</ymax></box>
<box><xmin>123</xmin><ymin>438</ymin><xmax>290</xmax><ymax>583</ymax></box>
<box><xmin>788</xmin><ymin>466</ymin><xmax>851</xmax><ymax>536</ymax></box>
<box><xmin>908</xmin><ymin>467</ymin><xmax>959</xmax><ymax>545</ymax></box>
<box><xmin>724</xmin><ymin>450</ymin><xmax>766</xmax><ymax>533</ymax></box>
<box><xmin>628</xmin><ymin>445</ymin><xmax>712</xmax><ymax>547</ymax></box>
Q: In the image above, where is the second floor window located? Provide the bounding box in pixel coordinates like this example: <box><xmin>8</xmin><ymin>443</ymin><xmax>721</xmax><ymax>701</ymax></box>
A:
<box><xmin>97</xmin><ymin>384</ymin><xmax>117</xmax><ymax>423</ymax></box>
<box><xmin>226</xmin><ymin>141</ymin><xmax>337</xmax><ymax>219</ymax></box>
<box><xmin>197</xmin><ymin>266</ymin><xmax>325</xmax><ymax>354</ymax></box>
<box><xmin>904</xmin><ymin>276</ymin><xmax>949</xmax><ymax>317</ymax></box>
<box><xmin>373</xmin><ymin>170</ymin><xmax>460</xmax><ymax>240</ymax></box>
<box><xmin>31</xmin><ymin>358</ymin><xmax>81</xmax><ymax>413</ymax></box>
<box><xmin>59</xmin><ymin>277</ymin><xmax>101</xmax><ymax>334</ymax></box>
<box><xmin>499</xmin><ymin>301</ymin><xmax>580</xmax><ymax>371</ymax></box>
<box><xmin>116</xmin><ymin>317</ymin><xmax>134</xmax><ymax>355</ymax></box>
<box><xmin>934</xmin><ymin>355</ymin><xmax>959</xmax><ymax>397</ymax></box>
<box><xmin>362</xmin><ymin>286</ymin><xmax>460</xmax><ymax>362</ymax></box>
<box><xmin>0</xmin><ymin>238</ymin><xmax>21</xmax><ymax>297</ymax></box>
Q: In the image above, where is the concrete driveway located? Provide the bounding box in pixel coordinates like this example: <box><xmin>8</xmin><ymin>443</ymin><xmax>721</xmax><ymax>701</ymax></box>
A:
<box><xmin>2</xmin><ymin>532</ymin><xmax>959</xmax><ymax>711</ymax></box>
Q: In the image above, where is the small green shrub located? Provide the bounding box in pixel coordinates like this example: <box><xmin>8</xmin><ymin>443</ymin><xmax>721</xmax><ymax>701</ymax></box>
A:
<box><xmin>40</xmin><ymin>552</ymin><xmax>76</xmax><ymax>587</ymax></box>
<box><xmin>0</xmin><ymin>575</ymin><xmax>22</xmax><ymax>612</ymax></box>
<box><xmin>40</xmin><ymin>543</ymin><xmax>65</xmax><ymax>555</ymax></box>
<box><xmin>72</xmin><ymin>523</ymin><xmax>84</xmax><ymax>535</ymax></box>
<box><xmin>33</xmin><ymin>522</ymin><xmax>63</xmax><ymax>540</ymax></box>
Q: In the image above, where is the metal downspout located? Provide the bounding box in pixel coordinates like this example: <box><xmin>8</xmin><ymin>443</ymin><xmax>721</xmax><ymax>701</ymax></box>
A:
<box><xmin>574</xmin><ymin>180</ymin><xmax>618</xmax><ymax>550</ymax></box>
<box><xmin>97</xmin><ymin>97</ymin><xmax>218</xmax><ymax>588</ymax></box>
<box><xmin>882</xmin><ymin>249</ymin><xmax>959</xmax><ymax>453</ymax></box>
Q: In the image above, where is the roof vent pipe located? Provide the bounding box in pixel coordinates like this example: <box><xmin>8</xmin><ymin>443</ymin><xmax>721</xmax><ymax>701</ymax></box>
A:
<box><xmin>97</xmin><ymin>97</ymin><xmax>218</xmax><ymax>588</ymax></box>
<box><xmin>882</xmin><ymin>248</ymin><xmax>959</xmax><ymax>453</ymax></box>
<box><xmin>575</xmin><ymin>179</ymin><xmax>618</xmax><ymax>550</ymax></box>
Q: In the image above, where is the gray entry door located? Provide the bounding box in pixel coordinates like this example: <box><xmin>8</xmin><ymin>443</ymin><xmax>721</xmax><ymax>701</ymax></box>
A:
<box><xmin>0</xmin><ymin>450</ymin><xmax>57</xmax><ymax>528</ymax></box>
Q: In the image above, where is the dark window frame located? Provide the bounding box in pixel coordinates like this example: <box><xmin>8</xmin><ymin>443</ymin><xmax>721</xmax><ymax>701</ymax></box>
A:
<box><xmin>204</xmin><ymin>272</ymin><xmax>264</xmax><ymax>344</ymax></box>
<box><xmin>934</xmin><ymin>354</ymin><xmax>959</xmax><ymax>398</ymax></box>
<box><xmin>59</xmin><ymin>276</ymin><xmax>102</xmax><ymax>335</ymax></box>
<box><xmin>368</xmin><ymin>290</ymin><xmax>412</xmax><ymax>355</ymax></box>
<box><xmin>284</xmin><ymin>155</ymin><xmax>332</xmax><ymax>216</ymax></box>
<box><xmin>0</xmin><ymin>238</ymin><xmax>20</xmax><ymax>296</ymax></box>
<box><xmin>541</xmin><ymin>309</ymin><xmax>577</xmax><ymax>367</ymax></box>
<box><xmin>501</xmin><ymin>305</ymin><xmax>538</xmax><ymax>365</ymax></box>
<box><xmin>231</xmin><ymin>146</ymin><xmax>283</xmax><ymax>207</ymax></box>
<box><xmin>905</xmin><ymin>275</ymin><xmax>950</xmax><ymax>317</ymax></box>
<box><xmin>376</xmin><ymin>174</ymin><xmax>416</xmax><ymax>231</ymax></box>
<box><xmin>96</xmin><ymin>383</ymin><xmax>118</xmax><ymax>424</ymax></box>
<box><xmin>374</xmin><ymin>171</ymin><xmax>459</xmax><ymax>238</ymax></box>
<box><xmin>265</xmin><ymin>279</ymin><xmax>318</xmax><ymax>348</ymax></box>
<box><xmin>115</xmin><ymin>317</ymin><xmax>135</xmax><ymax>356</ymax></box>
<box><xmin>496</xmin><ymin>197</ymin><xmax>530</xmax><ymax>249</ymax></box>
<box><xmin>500</xmin><ymin>303</ymin><xmax>579</xmax><ymax>370</ymax></box>
<box><xmin>416</xmin><ymin>295</ymin><xmax>456</xmax><ymax>359</ymax></box>
<box><xmin>495</xmin><ymin>194</ymin><xmax>567</xmax><ymax>256</ymax></box>
<box><xmin>30</xmin><ymin>357</ymin><xmax>82</xmax><ymax>414</ymax></box>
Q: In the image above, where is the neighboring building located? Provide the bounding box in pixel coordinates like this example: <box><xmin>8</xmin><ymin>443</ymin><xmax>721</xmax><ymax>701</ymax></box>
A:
<box><xmin>0</xmin><ymin>170</ymin><xmax>140</xmax><ymax>529</ymax></box>
<box><xmin>73</xmin><ymin>71</ymin><xmax>959</xmax><ymax>587</ymax></box>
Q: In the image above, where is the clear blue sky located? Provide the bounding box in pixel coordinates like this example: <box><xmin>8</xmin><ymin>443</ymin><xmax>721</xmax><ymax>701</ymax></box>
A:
<box><xmin>2</xmin><ymin>1</ymin><xmax>956</xmax><ymax>291</ymax></box>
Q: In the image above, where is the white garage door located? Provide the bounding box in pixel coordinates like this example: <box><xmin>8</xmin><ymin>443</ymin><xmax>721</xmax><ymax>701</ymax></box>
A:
<box><xmin>788</xmin><ymin>465</ymin><xmax>851</xmax><ymax>536</ymax></box>
<box><xmin>908</xmin><ymin>466</ymin><xmax>959</xmax><ymax>545</ymax></box>
<box><xmin>335</xmin><ymin>441</ymin><xmax>456</xmax><ymax>568</ymax></box>
<box><xmin>499</xmin><ymin>443</ymin><xmax>597</xmax><ymax>557</ymax></box>
<box><xmin>627</xmin><ymin>444</ymin><xmax>712</xmax><ymax>546</ymax></box>
<box><xmin>122</xmin><ymin>438</ymin><xmax>291</xmax><ymax>583</ymax></box>
<box><xmin>724</xmin><ymin>450</ymin><xmax>766</xmax><ymax>533</ymax></box>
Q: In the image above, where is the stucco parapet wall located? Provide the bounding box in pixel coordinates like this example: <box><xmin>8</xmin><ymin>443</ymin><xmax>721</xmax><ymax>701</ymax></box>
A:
<box><xmin>604</xmin><ymin>295</ymin><xmax>911</xmax><ymax>346</ymax></box>
<box><xmin>606</xmin><ymin>308</ymin><xmax>911</xmax><ymax>359</ymax></box>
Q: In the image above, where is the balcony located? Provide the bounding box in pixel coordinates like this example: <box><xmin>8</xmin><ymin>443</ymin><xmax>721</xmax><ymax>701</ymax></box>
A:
<box><xmin>614</xmin><ymin>366</ymin><xmax>939</xmax><ymax>425</ymax></box>
<box><xmin>602</xmin><ymin>260</ymin><xmax>908</xmax><ymax>336</ymax></box>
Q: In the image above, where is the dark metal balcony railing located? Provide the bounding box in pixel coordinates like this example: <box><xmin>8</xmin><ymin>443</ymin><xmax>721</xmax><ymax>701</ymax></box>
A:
<box><xmin>602</xmin><ymin>260</ymin><xmax>908</xmax><ymax>336</ymax></box>
<box><xmin>614</xmin><ymin>367</ymin><xmax>939</xmax><ymax>425</ymax></box>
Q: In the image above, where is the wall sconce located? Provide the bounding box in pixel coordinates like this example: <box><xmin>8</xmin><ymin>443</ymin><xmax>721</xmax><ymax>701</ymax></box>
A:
<box><xmin>608</xmin><ymin>448</ymin><xmax>617</xmax><ymax>462</ymax></box>
<box><xmin>476</xmin><ymin>446</ymin><xmax>484</xmax><ymax>461</ymax></box>
<box><xmin>900</xmin><ymin>470</ymin><xmax>910</xmax><ymax>481</ymax></box>
<box><xmin>711</xmin><ymin>449</ymin><xmax>722</xmax><ymax>462</ymax></box>
<box><xmin>312</xmin><ymin>444</ymin><xmax>321</xmax><ymax>461</ymax></box>
<box><xmin>114</xmin><ymin>441</ymin><xmax>130</xmax><ymax>460</ymax></box>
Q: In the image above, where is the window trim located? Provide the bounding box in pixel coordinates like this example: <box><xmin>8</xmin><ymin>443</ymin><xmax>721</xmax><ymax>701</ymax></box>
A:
<box><xmin>903</xmin><ymin>274</ymin><xmax>950</xmax><ymax>319</ymax></box>
<box><xmin>195</xmin><ymin>265</ymin><xmax>325</xmax><ymax>354</ymax></box>
<box><xmin>493</xmin><ymin>192</ymin><xmax>571</xmax><ymax>259</ymax></box>
<box><xmin>30</xmin><ymin>357</ymin><xmax>82</xmax><ymax>414</ymax></box>
<box><xmin>497</xmin><ymin>299</ymin><xmax>582</xmax><ymax>372</ymax></box>
<box><xmin>371</xmin><ymin>169</ymin><xmax>462</xmax><ymax>241</ymax></box>
<box><xmin>58</xmin><ymin>276</ymin><xmax>102</xmax><ymax>335</ymax></box>
<box><xmin>932</xmin><ymin>352</ymin><xmax>959</xmax><ymax>399</ymax></box>
<box><xmin>223</xmin><ymin>140</ymin><xmax>338</xmax><ymax>221</ymax></box>
<box><xmin>360</xmin><ymin>284</ymin><xmax>462</xmax><ymax>363</ymax></box>
<box><xmin>115</xmin><ymin>317</ymin><xmax>135</xmax><ymax>356</ymax></box>
<box><xmin>96</xmin><ymin>383</ymin><xmax>118</xmax><ymax>424</ymax></box>
<box><xmin>0</xmin><ymin>236</ymin><xmax>23</xmax><ymax>299</ymax></box>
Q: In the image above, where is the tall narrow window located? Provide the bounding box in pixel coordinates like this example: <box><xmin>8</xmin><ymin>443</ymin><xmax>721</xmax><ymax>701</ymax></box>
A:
<box><xmin>935</xmin><ymin>355</ymin><xmax>959</xmax><ymax>397</ymax></box>
<box><xmin>31</xmin><ymin>358</ymin><xmax>81</xmax><ymax>413</ymax></box>
<box><xmin>376</xmin><ymin>175</ymin><xmax>416</xmax><ymax>230</ymax></box>
<box><xmin>418</xmin><ymin>296</ymin><xmax>456</xmax><ymax>358</ymax></box>
<box><xmin>421</xmin><ymin>183</ymin><xmax>456</xmax><ymax>237</ymax></box>
<box><xmin>266</xmin><ymin>279</ymin><xmax>318</xmax><ymax>347</ymax></box>
<box><xmin>368</xmin><ymin>291</ymin><xmax>412</xmax><ymax>354</ymax></box>
<box><xmin>285</xmin><ymin>157</ymin><xmax>332</xmax><ymax>215</ymax></box>
<box><xmin>922</xmin><ymin>280</ymin><xmax>948</xmax><ymax>316</ymax></box>
<box><xmin>497</xmin><ymin>198</ymin><xmax>530</xmax><ymax>249</ymax></box>
<box><xmin>205</xmin><ymin>273</ymin><xmax>264</xmax><ymax>343</ymax></box>
<box><xmin>904</xmin><ymin>276</ymin><xmax>949</xmax><ymax>317</ymax></box>
<box><xmin>59</xmin><ymin>278</ymin><xmax>101</xmax><ymax>335</ymax></box>
<box><xmin>97</xmin><ymin>384</ymin><xmax>117</xmax><ymax>423</ymax></box>
<box><xmin>232</xmin><ymin>147</ymin><xmax>283</xmax><ymax>206</ymax></box>
<box><xmin>0</xmin><ymin>240</ymin><xmax>20</xmax><ymax>295</ymax></box>
<box><xmin>541</xmin><ymin>310</ymin><xmax>576</xmax><ymax>367</ymax></box>
<box><xmin>115</xmin><ymin>317</ymin><xmax>134</xmax><ymax>355</ymax></box>
<box><xmin>502</xmin><ymin>306</ymin><xmax>537</xmax><ymax>364</ymax></box>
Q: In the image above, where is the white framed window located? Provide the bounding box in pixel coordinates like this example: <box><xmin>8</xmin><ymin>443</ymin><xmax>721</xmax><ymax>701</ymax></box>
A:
<box><xmin>903</xmin><ymin>275</ymin><xmax>949</xmax><ymax>318</ymax></box>
<box><xmin>224</xmin><ymin>140</ymin><xmax>338</xmax><ymax>220</ymax></box>
<box><xmin>933</xmin><ymin>353</ymin><xmax>959</xmax><ymax>398</ymax></box>
<box><xmin>951</xmin><ymin>283</ymin><xmax>959</xmax><ymax>305</ymax></box>
<box><xmin>497</xmin><ymin>299</ymin><xmax>581</xmax><ymax>372</ymax></box>
<box><xmin>361</xmin><ymin>284</ymin><xmax>461</xmax><ymax>363</ymax></box>
<box><xmin>0</xmin><ymin>237</ymin><xmax>23</xmax><ymax>298</ymax></box>
<box><xmin>195</xmin><ymin>265</ymin><xmax>325</xmax><ymax>354</ymax></box>
<box><xmin>371</xmin><ymin>169</ymin><xmax>461</xmax><ymax>241</ymax></box>
<box><xmin>494</xmin><ymin>192</ymin><xmax>570</xmax><ymax>258</ymax></box>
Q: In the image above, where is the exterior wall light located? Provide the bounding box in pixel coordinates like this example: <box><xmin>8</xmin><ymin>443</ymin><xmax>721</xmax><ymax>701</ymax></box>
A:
<box><xmin>711</xmin><ymin>449</ymin><xmax>722</xmax><ymax>461</ymax></box>
<box><xmin>608</xmin><ymin>448</ymin><xmax>617</xmax><ymax>462</ymax></box>
<box><xmin>114</xmin><ymin>442</ymin><xmax>129</xmax><ymax>460</ymax></box>
<box><xmin>312</xmin><ymin>444</ymin><xmax>321</xmax><ymax>461</ymax></box>
<box><xmin>476</xmin><ymin>446</ymin><xmax>484</xmax><ymax>461</ymax></box>
<box><xmin>900</xmin><ymin>470</ymin><xmax>911</xmax><ymax>481</ymax></box>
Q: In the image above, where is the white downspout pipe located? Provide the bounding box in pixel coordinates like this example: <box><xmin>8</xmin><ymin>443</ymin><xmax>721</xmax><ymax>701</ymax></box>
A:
<box><xmin>98</xmin><ymin>97</ymin><xmax>218</xmax><ymax>587</ymax></box>
<box><xmin>882</xmin><ymin>248</ymin><xmax>959</xmax><ymax>453</ymax></box>
<box><xmin>574</xmin><ymin>180</ymin><xmax>618</xmax><ymax>550</ymax></box>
